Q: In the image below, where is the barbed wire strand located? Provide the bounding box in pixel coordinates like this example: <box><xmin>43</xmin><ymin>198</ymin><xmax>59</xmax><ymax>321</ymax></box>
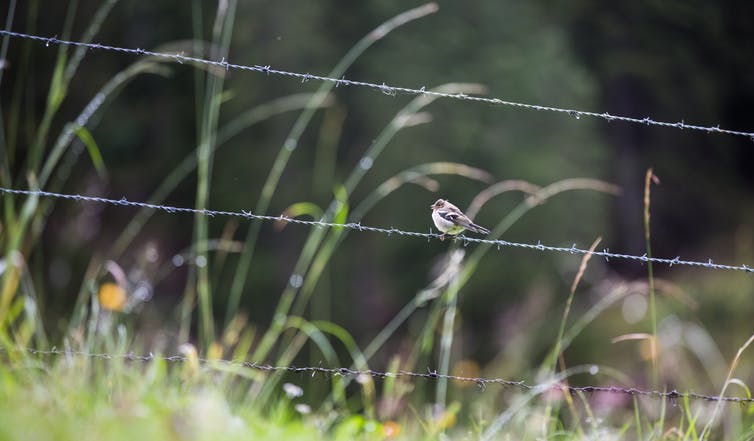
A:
<box><xmin>1</xmin><ymin>29</ymin><xmax>753</xmax><ymax>139</ymax></box>
<box><xmin>5</xmin><ymin>347</ymin><xmax>752</xmax><ymax>404</ymax></box>
<box><xmin>1</xmin><ymin>187</ymin><xmax>752</xmax><ymax>274</ymax></box>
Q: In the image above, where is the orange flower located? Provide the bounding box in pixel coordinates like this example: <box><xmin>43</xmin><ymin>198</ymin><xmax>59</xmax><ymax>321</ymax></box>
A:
<box><xmin>98</xmin><ymin>282</ymin><xmax>126</xmax><ymax>311</ymax></box>
<box><xmin>382</xmin><ymin>421</ymin><xmax>401</xmax><ymax>439</ymax></box>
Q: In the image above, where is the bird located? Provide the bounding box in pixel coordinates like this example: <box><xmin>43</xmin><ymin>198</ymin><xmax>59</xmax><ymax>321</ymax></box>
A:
<box><xmin>430</xmin><ymin>199</ymin><xmax>490</xmax><ymax>241</ymax></box>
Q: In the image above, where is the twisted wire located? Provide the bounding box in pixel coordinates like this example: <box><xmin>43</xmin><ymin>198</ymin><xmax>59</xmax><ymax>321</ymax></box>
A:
<box><xmin>1</xmin><ymin>186</ymin><xmax>751</xmax><ymax>274</ymax></box>
<box><xmin>1</xmin><ymin>29</ymin><xmax>752</xmax><ymax>138</ymax></box>
<box><xmin>8</xmin><ymin>347</ymin><xmax>752</xmax><ymax>404</ymax></box>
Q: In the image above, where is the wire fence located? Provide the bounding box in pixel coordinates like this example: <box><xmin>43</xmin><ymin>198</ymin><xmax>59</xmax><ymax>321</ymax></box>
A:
<box><xmin>3</xmin><ymin>347</ymin><xmax>750</xmax><ymax>405</ymax></box>
<box><xmin>1</xmin><ymin>187</ymin><xmax>752</xmax><ymax>274</ymax></box>
<box><xmin>1</xmin><ymin>29</ymin><xmax>753</xmax><ymax>139</ymax></box>
<box><xmin>2</xmin><ymin>26</ymin><xmax>754</xmax><ymax>419</ymax></box>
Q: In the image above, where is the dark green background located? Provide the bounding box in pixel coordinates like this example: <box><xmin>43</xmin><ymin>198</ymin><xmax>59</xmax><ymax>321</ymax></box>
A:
<box><xmin>3</xmin><ymin>0</ymin><xmax>753</xmax><ymax>372</ymax></box>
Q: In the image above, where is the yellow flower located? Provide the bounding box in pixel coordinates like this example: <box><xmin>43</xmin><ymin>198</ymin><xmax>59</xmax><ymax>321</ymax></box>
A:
<box><xmin>436</xmin><ymin>411</ymin><xmax>456</xmax><ymax>430</ymax></box>
<box><xmin>98</xmin><ymin>282</ymin><xmax>126</xmax><ymax>311</ymax></box>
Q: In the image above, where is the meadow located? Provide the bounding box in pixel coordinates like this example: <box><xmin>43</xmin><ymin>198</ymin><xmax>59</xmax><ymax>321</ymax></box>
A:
<box><xmin>1</xmin><ymin>2</ymin><xmax>753</xmax><ymax>440</ymax></box>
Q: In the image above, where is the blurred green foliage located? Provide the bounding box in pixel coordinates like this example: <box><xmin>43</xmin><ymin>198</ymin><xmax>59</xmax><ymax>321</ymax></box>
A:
<box><xmin>2</xmin><ymin>0</ymin><xmax>753</xmax><ymax>386</ymax></box>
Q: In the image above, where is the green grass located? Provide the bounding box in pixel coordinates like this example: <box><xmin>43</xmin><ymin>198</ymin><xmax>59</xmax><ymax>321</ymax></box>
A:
<box><xmin>2</xmin><ymin>343</ymin><xmax>753</xmax><ymax>440</ymax></box>
<box><xmin>0</xmin><ymin>353</ymin><xmax>325</xmax><ymax>441</ymax></box>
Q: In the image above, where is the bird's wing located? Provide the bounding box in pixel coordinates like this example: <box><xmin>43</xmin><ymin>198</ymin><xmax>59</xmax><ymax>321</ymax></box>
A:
<box><xmin>437</xmin><ymin>209</ymin><xmax>473</xmax><ymax>228</ymax></box>
<box><xmin>438</xmin><ymin>208</ymin><xmax>490</xmax><ymax>234</ymax></box>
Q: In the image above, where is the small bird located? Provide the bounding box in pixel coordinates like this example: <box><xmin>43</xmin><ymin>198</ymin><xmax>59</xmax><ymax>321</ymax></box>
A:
<box><xmin>430</xmin><ymin>199</ymin><xmax>490</xmax><ymax>241</ymax></box>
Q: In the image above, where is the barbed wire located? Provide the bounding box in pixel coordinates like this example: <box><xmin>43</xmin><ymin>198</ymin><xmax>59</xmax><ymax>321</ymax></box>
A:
<box><xmin>4</xmin><ymin>347</ymin><xmax>751</xmax><ymax>404</ymax></box>
<box><xmin>1</xmin><ymin>29</ymin><xmax>753</xmax><ymax>139</ymax></box>
<box><xmin>1</xmin><ymin>186</ymin><xmax>752</xmax><ymax>274</ymax></box>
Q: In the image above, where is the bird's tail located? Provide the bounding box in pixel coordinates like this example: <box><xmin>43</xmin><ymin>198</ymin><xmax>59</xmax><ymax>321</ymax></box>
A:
<box><xmin>468</xmin><ymin>223</ymin><xmax>490</xmax><ymax>235</ymax></box>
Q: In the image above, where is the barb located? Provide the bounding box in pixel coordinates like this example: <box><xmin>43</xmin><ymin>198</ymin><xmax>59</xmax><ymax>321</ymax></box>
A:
<box><xmin>1</xmin><ymin>29</ymin><xmax>752</xmax><ymax>139</ymax></box>
<box><xmin>6</xmin><ymin>347</ymin><xmax>753</xmax><ymax>404</ymax></box>
<box><xmin>1</xmin><ymin>186</ymin><xmax>752</xmax><ymax>274</ymax></box>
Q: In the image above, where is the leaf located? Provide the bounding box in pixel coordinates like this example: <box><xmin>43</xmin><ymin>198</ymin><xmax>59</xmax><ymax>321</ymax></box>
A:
<box><xmin>332</xmin><ymin>185</ymin><xmax>349</xmax><ymax>230</ymax></box>
<box><xmin>73</xmin><ymin>125</ymin><xmax>107</xmax><ymax>178</ymax></box>
<box><xmin>276</xmin><ymin>202</ymin><xmax>323</xmax><ymax>231</ymax></box>
<box><xmin>280</xmin><ymin>202</ymin><xmax>323</xmax><ymax>220</ymax></box>
<box><xmin>47</xmin><ymin>53</ymin><xmax>68</xmax><ymax>111</ymax></box>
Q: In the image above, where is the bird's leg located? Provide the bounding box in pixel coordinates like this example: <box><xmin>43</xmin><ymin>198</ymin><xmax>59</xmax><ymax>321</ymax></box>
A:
<box><xmin>439</xmin><ymin>234</ymin><xmax>446</xmax><ymax>241</ymax></box>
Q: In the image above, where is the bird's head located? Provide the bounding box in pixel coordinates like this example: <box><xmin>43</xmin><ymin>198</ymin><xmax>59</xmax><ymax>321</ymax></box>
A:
<box><xmin>431</xmin><ymin>199</ymin><xmax>446</xmax><ymax>211</ymax></box>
